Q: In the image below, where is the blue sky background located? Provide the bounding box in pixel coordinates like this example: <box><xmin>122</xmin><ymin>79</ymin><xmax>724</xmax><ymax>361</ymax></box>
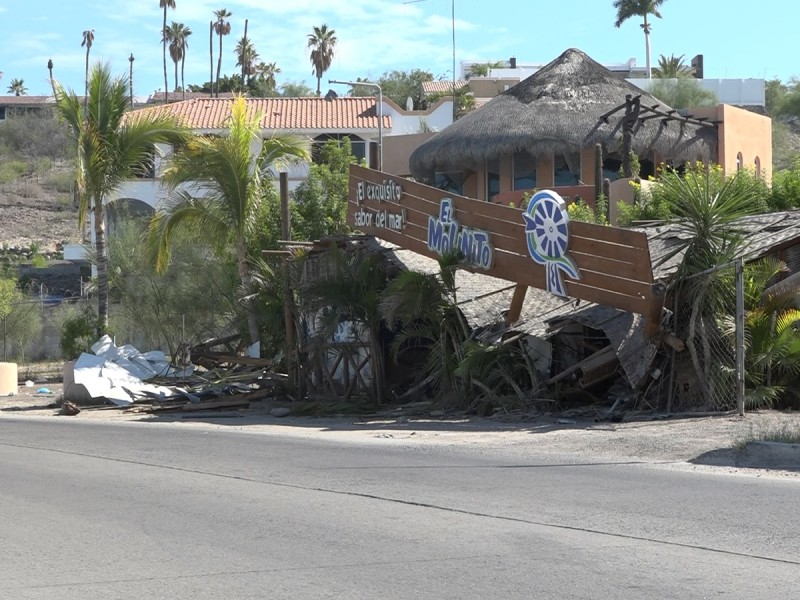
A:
<box><xmin>1</xmin><ymin>0</ymin><xmax>797</xmax><ymax>97</ymax></box>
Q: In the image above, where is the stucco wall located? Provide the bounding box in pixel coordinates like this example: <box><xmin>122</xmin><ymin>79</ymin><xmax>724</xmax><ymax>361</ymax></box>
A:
<box><xmin>690</xmin><ymin>104</ymin><xmax>772</xmax><ymax>182</ymax></box>
<box><xmin>382</xmin><ymin>133</ymin><xmax>437</xmax><ymax>176</ymax></box>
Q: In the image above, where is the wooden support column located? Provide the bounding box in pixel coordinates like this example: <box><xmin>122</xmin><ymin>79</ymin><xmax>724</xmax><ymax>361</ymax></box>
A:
<box><xmin>506</xmin><ymin>284</ymin><xmax>528</xmax><ymax>325</ymax></box>
<box><xmin>280</xmin><ymin>172</ymin><xmax>297</xmax><ymax>394</ymax></box>
<box><xmin>643</xmin><ymin>282</ymin><xmax>666</xmax><ymax>339</ymax></box>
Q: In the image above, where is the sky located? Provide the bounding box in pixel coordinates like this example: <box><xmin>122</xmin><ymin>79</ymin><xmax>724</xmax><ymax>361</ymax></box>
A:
<box><xmin>1</xmin><ymin>0</ymin><xmax>797</xmax><ymax>98</ymax></box>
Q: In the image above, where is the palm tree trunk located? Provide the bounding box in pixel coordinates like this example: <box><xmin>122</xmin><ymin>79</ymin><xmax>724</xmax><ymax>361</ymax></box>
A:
<box><xmin>163</xmin><ymin>6</ymin><xmax>169</xmax><ymax>103</ymax></box>
<box><xmin>216</xmin><ymin>34</ymin><xmax>223</xmax><ymax>98</ymax></box>
<box><xmin>84</xmin><ymin>49</ymin><xmax>90</xmax><ymax>110</ymax></box>
<box><xmin>241</xmin><ymin>19</ymin><xmax>249</xmax><ymax>91</ymax></box>
<box><xmin>174</xmin><ymin>61</ymin><xmax>179</xmax><ymax>92</ymax></box>
<box><xmin>316</xmin><ymin>74</ymin><xmax>321</xmax><ymax>97</ymax></box>
<box><xmin>644</xmin><ymin>15</ymin><xmax>652</xmax><ymax>79</ymax></box>
<box><xmin>237</xmin><ymin>238</ymin><xmax>259</xmax><ymax>345</ymax></box>
<box><xmin>181</xmin><ymin>55</ymin><xmax>186</xmax><ymax>100</ymax></box>
<box><xmin>209</xmin><ymin>21</ymin><xmax>214</xmax><ymax>98</ymax></box>
<box><xmin>93</xmin><ymin>199</ymin><xmax>109</xmax><ymax>335</ymax></box>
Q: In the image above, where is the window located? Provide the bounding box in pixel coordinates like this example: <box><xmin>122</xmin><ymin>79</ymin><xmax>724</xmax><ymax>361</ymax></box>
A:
<box><xmin>312</xmin><ymin>134</ymin><xmax>365</xmax><ymax>164</ymax></box>
<box><xmin>754</xmin><ymin>156</ymin><xmax>761</xmax><ymax>177</ymax></box>
<box><xmin>513</xmin><ymin>151</ymin><xmax>536</xmax><ymax>190</ymax></box>
<box><xmin>486</xmin><ymin>157</ymin><xmax>500</xmax><ymax>201</ymax></box>
<box><xmin>736</xmin><ymin>152</ymin><xmax>743</xmax><ymax>171</ymax></box>
<box><xmin>554</xmin><ymin>153</ymin><xmax>579</xmax><ymax>186</ymax></box>
<box><xmin>0</xmin><ymin>106</ymin><xmax>5</xmax><ymax>121</ymax></box>
<box><xmin>435</xmin><ymin>171</ymin><xmax>464</xmax><ymax>195</ymax></box>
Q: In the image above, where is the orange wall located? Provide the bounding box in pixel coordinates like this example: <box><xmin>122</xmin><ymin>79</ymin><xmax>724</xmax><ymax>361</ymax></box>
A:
<box><xmin>690</xmin><ymin>104</ymin><xmax>772</xmax><ymax>182</ymax></box>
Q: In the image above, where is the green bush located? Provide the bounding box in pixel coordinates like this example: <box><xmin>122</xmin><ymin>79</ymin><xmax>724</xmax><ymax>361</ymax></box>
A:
<box><xmin>769</xmin><ymin>157</ymin><xmax>800</xmax><ymax>211</ymax></box>
<box><xmin>0</xmin><ymin>160</ymin><xmax>28</xmax><ymax>183</ymax></box>
<box><xmin>60</xmin><ymin>308</ymin><xmax>98</xmax><ymax>359</ymax></box>
<box><xmin>44</xmin><ymin>171</ymin><xmax>76</xmax><ymax>193</ymax></box>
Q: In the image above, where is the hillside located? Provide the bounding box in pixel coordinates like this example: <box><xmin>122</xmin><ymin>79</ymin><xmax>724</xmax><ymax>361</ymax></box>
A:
<box><xmin>0</xmin><ymin>164</ymin><xmax>82</xmax><ymax>257</ymax></box>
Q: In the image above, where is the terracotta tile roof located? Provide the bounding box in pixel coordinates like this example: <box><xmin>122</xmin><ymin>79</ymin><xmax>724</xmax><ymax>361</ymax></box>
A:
<box><xmin>422</xmin><ymin>80</ymin><xmax>467</xmax><ymax>94</ymax></box>
<box><xmin>0</xmin><ymin>95</ymin><xmax>56</xmax><ymax>105</ymax></box>
<box><xmin>128</xmin><ymin>97</ymin><xmax>392</xmax><ymax>131</ymax></box>
<box><xmin>146</xmin><ymin>91</ymin><xmax>235</xmax><ymax>103</ymax></box>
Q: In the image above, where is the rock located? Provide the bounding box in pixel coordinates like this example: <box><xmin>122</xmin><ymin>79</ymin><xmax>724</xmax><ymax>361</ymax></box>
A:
<box><xmin>270</xmin><ymin>407</ymin><xmax>291</xmax><ymax>418</ymax></box>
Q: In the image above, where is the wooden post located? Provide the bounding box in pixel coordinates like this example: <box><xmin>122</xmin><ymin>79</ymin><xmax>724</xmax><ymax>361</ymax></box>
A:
<box><xmin>621</xmin><ymin>95</ymin><xmax>640</xmax><ymax>178</ymax></box>
<box><xmin>594</xmin><ymin>144</ymin><xmax>603</xmax><ymax>205</ymax></box>
<box><xmin>644</xmin><ymin>282</ymin><xmax>666</xmax><ymax>339</ymax></box>
<box><xmin>280</xmin><ymin>172</ymin><xmax>297</xmax><ymax>395</ymax></box>
<box><xmin>735</xmin><ymin>257</ymin><xmax>745</xmax><ymax>416</ymax></box>
<box><xmin>506</xmin><ymin>284</ymin><xmax>528</xmax><ymax>325</ymax></box>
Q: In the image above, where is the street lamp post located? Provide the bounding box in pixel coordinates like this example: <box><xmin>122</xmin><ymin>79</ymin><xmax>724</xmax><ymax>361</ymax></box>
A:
<box><xmin>328</xmin><ymin>79</ymin><xmax>383</xmax><ymax>171</ymax></box>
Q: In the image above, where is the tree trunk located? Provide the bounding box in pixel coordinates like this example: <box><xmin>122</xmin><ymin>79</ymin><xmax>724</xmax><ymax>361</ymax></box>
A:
<box><xmin>644</xmin><ymin>15</ymin><xmax>652</xmax><ymax>79</ymax></box>
<box><xmin>241</xmin><ymin>19</ymin><xmax>248</xmax><ymax>92</ymax></box>
<box><xmin>237</xmin><ymin>237</ymin><xmax>259</xmax><ymax>346</ymax></box>
<box><xmin>181</xmin><ymin>56</ymin><xmax>186</xmax><ymax>100</ymax></box>
<box><xmin>163</xmin><ymin>6</ymin><xmax>169</xmax><ymax>103</ymax></box>
<box><xmin>174</xmin><ymin>61</ymin><xmax>179</xmax><ymax>92</ymax></box>
<box><xmin>216</xmin><ymin>35</ymin><xmax>223</xmax><ymax>98</ymax></box>
<box><xmin>315</xmin><ymin>74</ymin><xmax>321</xmax><ymax>97</ymax></box>
<box><xmin>93</xmin><ymin>198</ymin><xmax>109</xmax><ymax>335</ymax></box>
<box><xmin>209</xmin><ymin>21</ymin><xmax>214</xmax><ymax>98</ymax></box>
<box><xmin>84</xmin><ymin>50</ymin><xmax>90</xmax><ymax>110</ymax></box>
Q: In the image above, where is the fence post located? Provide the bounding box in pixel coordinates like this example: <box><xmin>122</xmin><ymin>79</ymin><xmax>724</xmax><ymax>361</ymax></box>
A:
<box><xmin>735</xmin><ymin>257</ymin><xmax>745</xmax><ymax>416</ymax></box>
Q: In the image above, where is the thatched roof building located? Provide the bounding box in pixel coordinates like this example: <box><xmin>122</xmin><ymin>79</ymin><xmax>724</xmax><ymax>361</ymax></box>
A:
<box><xmin>410</xmin><ymin>48</ymin><xmax>717</xmax><ymax>179</ymax></box>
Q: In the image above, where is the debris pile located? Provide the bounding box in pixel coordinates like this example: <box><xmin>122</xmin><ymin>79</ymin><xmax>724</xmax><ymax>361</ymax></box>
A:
<box><xmin>65</xmin><ymin>334</ymin><xmax>286</xmax><ymax>416</ymax></box>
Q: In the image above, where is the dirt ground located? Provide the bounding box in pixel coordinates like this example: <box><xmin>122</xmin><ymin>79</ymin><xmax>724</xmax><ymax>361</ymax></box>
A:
<box><xmin>3</xmin><ymin>382</ymin><xmax>799</xmax><ymax>477</ymax></box>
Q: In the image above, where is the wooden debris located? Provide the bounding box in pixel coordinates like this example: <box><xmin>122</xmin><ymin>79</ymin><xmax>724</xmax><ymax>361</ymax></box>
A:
<box><xmin>59</xmin><ymin>401</ymin><xmax>81</xmax><ymax>416</ymax></box>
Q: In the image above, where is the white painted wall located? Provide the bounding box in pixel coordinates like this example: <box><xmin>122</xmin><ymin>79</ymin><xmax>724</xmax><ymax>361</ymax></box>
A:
<box><xmin>382</xmin><ymin>100</ymin><xmax>453</xmax><ymax>134</ymax></box>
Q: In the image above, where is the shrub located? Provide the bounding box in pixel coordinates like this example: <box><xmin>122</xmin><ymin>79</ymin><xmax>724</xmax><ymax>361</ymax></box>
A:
<box><xmin>59</xmin><ymin>307</ymin><xmax>98</xmax><ymax>360</ymax></box>
<box><xmin>0</xmin><ymin>160</ymin><xmax>28</xmax><ymax>183</ymax></box>
<box><xmin>769</xmin><ymin>157</ymin><xmax>800</xmax><ymax>211</ymax></box>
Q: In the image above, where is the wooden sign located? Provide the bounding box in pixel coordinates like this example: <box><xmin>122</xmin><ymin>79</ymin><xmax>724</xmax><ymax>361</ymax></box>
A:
<box><xmin>348</xmin><ymin>165</ymin><xmax>661</xmax><ymax>330</ymax></box>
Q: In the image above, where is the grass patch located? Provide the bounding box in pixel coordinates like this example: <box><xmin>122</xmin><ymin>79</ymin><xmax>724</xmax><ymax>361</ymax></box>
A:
<box><xmin>0</xmin><ymin>160</ymin><xmax>28</xmax><ymax>184</ymax></box>
<box><xmin>734</xmin><ymin>421</ymin><xmax>800</xmax><ymax>449</ymax></box>
<box><xmin>44</xmin><ymin>171</ymin><xmax>75</xmax><ymax>193</ymax></box>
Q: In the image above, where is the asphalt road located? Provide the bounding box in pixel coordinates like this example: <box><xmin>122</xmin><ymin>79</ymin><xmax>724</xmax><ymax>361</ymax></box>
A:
<box><xmin>1</xmin><ymin>418</ymin><xmax>798</xmax><ymax>599</ymax></box>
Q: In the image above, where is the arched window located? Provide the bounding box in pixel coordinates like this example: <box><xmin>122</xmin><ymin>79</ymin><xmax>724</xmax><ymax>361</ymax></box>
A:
<box><xmin>754</xmin><ymin>156</ymin><xmax>762</xmax><ymax>178</ymax></box>
<box><xmin>736</xmin><ymin>152</ymin><xmax>743</xmax><ymax>171</ymax></box>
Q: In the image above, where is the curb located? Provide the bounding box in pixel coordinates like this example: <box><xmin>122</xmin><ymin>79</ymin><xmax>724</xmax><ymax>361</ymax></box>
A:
<box><xmin>737</xmin><ymin>441</ymin><xmax>800</xmax><ymax>470</ymax></box>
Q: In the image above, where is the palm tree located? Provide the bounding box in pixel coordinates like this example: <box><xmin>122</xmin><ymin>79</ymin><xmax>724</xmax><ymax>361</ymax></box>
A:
<box><xmin>613</xmin><ymin>0</ymin><xmax>665</xmax><ymax>79</ymax></box>
<box><xmin>654</xmin><ymin>53</ymin><xmax>692</xmax><ymax>78</ymax></box>
<box><xmin>213</xmin><ymin>8</ymin><xmax>232</xmax><ymax>98</ymax></box>
<box><xmin>258</xmin><ymin>62</ymin><xmax>281</xmax><ymax>92</ymax></box>
<box><xmin>307</xmin><ymin>24</ymin><xmax>337</xmax><ymax>96</ymax></box>
<box><xmin>128</xmin><ymin>53</ymin><xmax>135</xmax><ymax>108</ymax></box>
<box><xmin>81</xmin><ymin>29</ymin><xmax>94</xmax><ymax>106</ymax></box>
<box><xmin>147</xmin><ymin>96</ymin><xmax>310</xmax><ymax>345</ymax></box>
<box><xmin>160</xmin><ymin>0</ymin><xmax>176</xmax><ymax>103</ymax></box>
<box><xmin>7</xmin><ymin>78</ymin><xmax>27</xmax><ymax>96</ymax></box>
<box><xmin>47</xmin><ymin>59</ymin><xmax>55</xmax><ymax>96</ymax></box>
<box><xmin>235</xmin><ymin>35</ymin><xmax>259</xmax><ymax>88</ymax></box>
<box><xmin>164</xmin><ymin>21</ymin><xmax>192</xmax><ymax>96</ymax></box>
<box><xmin>54</xmin><ymin>63</ymin><xmax>190</xmax><ymax>335</ymax></box>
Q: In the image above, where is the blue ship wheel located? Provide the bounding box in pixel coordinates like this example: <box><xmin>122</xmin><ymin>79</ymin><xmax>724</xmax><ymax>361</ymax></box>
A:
<box><xmin>529</xmin><ymin>193</ymin><xmax>568</xmax><ymax>259</ymax></box>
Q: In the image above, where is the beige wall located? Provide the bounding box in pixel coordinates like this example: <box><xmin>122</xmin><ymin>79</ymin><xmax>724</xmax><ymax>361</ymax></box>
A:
<box><xmin>382</xmin><ymin>132</ymin><xmax>436</xmax><ymax>176</ymax></box>
<box><xmin>467</xmin><ymin>78</ymin><xmax>521</xmax><ymax>98</ymax></box>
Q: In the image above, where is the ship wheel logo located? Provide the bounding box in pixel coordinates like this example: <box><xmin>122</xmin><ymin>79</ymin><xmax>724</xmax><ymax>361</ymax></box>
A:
<box><xmin>522</xmin><ymin>190</ymin><xmax>580</xmax><ymax>297</ymax></box>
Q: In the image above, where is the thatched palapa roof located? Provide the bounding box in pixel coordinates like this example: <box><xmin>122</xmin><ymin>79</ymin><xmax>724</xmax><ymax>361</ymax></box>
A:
<box><xmin>410</xmin><ymin>48</ymin><xmax>717</xmax><ymax>177</ymax></box>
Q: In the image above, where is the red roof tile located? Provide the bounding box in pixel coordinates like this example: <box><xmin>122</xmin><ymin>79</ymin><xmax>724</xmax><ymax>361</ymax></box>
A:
<box><xmin>128</xmin><ymin>97</ymin><xmax>391</xmax><ymax>131</ymax></box>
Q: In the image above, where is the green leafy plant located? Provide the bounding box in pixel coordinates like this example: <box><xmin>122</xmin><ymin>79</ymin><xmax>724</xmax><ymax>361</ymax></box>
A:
<box><xmin>59</xmin><ymin>307</ymin><xmax>98</xmax><ymax>360</ymax></box>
